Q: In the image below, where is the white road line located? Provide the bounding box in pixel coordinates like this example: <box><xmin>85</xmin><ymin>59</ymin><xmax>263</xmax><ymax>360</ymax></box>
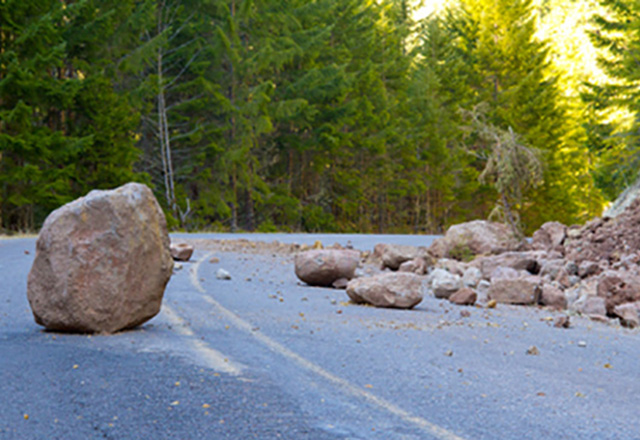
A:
<box><xmin>191</xmin><ymin>252</ymin><xmax>468</xmax><ymax>440</ymax></box>
<box><xmin>162</xmin><ymin>303</ymin><xmax>243</xmax><ymax>376</ymax></box>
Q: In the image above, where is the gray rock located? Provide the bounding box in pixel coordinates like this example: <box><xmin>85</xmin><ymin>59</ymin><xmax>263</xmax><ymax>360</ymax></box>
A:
<box><xmin>488</xmin><ymin>275</ymin><xmax>542</xmax><ymax>305</ymax></box>
<box><xmin>428</xmin><ymin>220</ymin><xmax>522</xmax><ymax>259</ymax></box>
<box><xmin>294</xmin><ymin>249</ymin><xmax>360</xmax><ymax>287</ymax></box>
<box><xmin>346</xmin><ymin>273</ymin><xmax>424</xmax><ymax>309</ymax></box>
<box><xmin>216</xmin><ymin>269</ymin><xmax>232</xmax><ymax>280</ymax></box>
<box><xmin>540</xmin><ymin>284</ymin><xmax>567</xmax><ymax>310</ymax></box>
<box><xmin>462</xmin><ymin>266</ymin><xmax>482</xmax><ymax>287</ymax></box>
<box><xmin>613</xmin><ymin>302</ymin><xmax>640</xmax><ymax>328</ymax></box>
<box><xmin>27</xmin><ymin>183</ymin><xmax>173</xmax><ymax>334</ymax></box>
<box><xmin>430</xmin><ymin>268</ymin><xmax>463</xmax><ymax>299</ymax></box>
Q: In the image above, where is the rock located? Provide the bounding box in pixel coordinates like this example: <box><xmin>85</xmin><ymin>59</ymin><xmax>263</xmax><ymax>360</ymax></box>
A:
<box><xmin>294</xmin><ymin>249</ymin><xmax>360</xmax><ymax>287</ymax></box>
<box><xmin>428</xmin><ymin>220</ymin><xmax>523</xmax><ymax>260</ymax></box>
<box><xmin>488</xmin><ymin>275</ymin><xmax>542</xmax><ymax>305</ymax></box>
<box><xmin>539</xmin><ymin>284</ymin><xmax>567</xmax><ymax>310</ymax></box>
<box><xmin>572</xmin><ymin>295</ymin><xmax>607</xmax><ymax>317</ymax></box>
<box><xmin>565</xmin><ymin>279</ymin><xmax>598</xmax><ymax>310</ymax></box>
<box><xmin>565</xmin><ymin>199</ymin><xmax>640</xmax><ymax>264</ymax></box>
<box><xmin>578</xmin><ymin>260</ymin><xmax>600</xmax><ymax>278</ymax></box>
<box><xmin>554</xmin><ymin>316</ymin><xmax>571</xmax><ymax>328</ymax></box>
<box><xmin>490</xmin><ymin>266</ymin><xmax>520</xmax><ymax>281</ymax></box>
<box><xmin>526</xmin><ymin>346</ymin><xmax>540</xmax><ymax>356</ymax></box>
<box><xmin>613</xmin><ymin>302</ymin><xmax>640</xmax><ymax>328</ymax></box>
<box><xmin>26</xmin><ymin>183</ymin><xmax>173</xmax><ymax>333</ymax></box>
<box><xmin>476</xmin><ymin>280</ymin><xmax>491</xmax><ymax>305</ymax></box>
<box><xmin>332</xmin><ymin>278</ymin><xmax>349</xmax><ymax>289</ymax></box>
<box><xmin>531</xmin><ymin>221</ymin><xmax>567</xmax><ymax>252</ymax></box>
<box><xmin>596</xmin><ymin>271</ymin><xmax>640</xmax><ymax>315</ymax></box>
<box><xmin>398</xmin><ymin>258</ymin><xmax>428</xmax><ymax>275</ymax></box>
<box><xmin>346</xmin><ymin>273</ymin><xmax>424</xmax><ymax>309</ymax></box>
<box><xmin>170</xmin><ymin>242</ymin><xmax>194</xmax><ymax>261</ymax></box>
<box><xmin>216</xmin><ymin>268</ymin><xmax>232</xmax><ymax>280</ymax></box>
<box><xmin>539</xmin><ymin>259</ymin><xmax>565</xmax><ymax>281</ymax></box>
<box><xmin>430</xmin><ymin>268</ymin><xmax>463</xmax><ymax>299</ymax></box>
<box><xmin>462</xmin><ymin>266</ymin><xmax>482</xmax><ymax>287</ymax></box>
<box><xmin>475</xmin><ymin>251</ymin><xmax>542</xmax><ymax>280</ymax></box>
<box><xmin>436</xmin><ymin>258</ymin><xmax>468</xmax><ymax>276</ymax></box>
<box><xmin>449</xmin><ymin>288</ymin><xmax>477</xmax><ymax>306</ymax></box>
<box><xmin>378</xmin><ymin>244</ymin><xmax>430</xmax><ymax>271</ymax></box>
<box><xmin>486</xmin><ymin>299</ymin><xmax>497</xmax><ymax>308</ymax></box>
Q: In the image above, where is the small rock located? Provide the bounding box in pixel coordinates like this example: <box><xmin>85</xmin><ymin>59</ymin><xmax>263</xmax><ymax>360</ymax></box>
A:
<box><xmin>216</xmin><ymin>269</ymin><xmax>232</xmax><ymax>280</ymax></box>
<box><xmin>553</xmin><ymin>316</ymin><xmax>570</xmax><ymax>328</ymax></box>
<box><xmin>430</xmin><ymin>268</ymin><xmax>463</xmax><ymax>299</ymax></box>
<box><xmin>209</xmin><ymin>257</ymin><xmax>220</xmax><ymax>264</ymax></box>
<box><xmin>174</xmin><ymin>263</ymin><xmax>183</xmax><ymax>272</ymax></box>
<box><xmin>332</xmin><ymin>278</ymin><xmax>349</xmax><ymax>289</ymax></box>
<box><xmin>462</xmin><ymin>267</ymin><xmax>482</xmax><ymax>288</ymax></box>
<box><xmin>577</xmin><ymin>341</ymin><xmax>587</xmax><ymax>347</ymax></box>
<box><xmin>449</xmin><ymin>287</ymin><xmax>477</xmax><ymax>306</ymax></box>
<box><xmin>486</xmin><ymin>299</ymin><xmax>497</xmax><ymax>309</ymax></box>
<box><xmin>444</xmin><ymin>350</ymin><xmax>453</xmax><ymax>357</ymax></box>
<box><xmin>460</xmin><ymin>310</ymin><xmax>471</xmax><ymax>318</ymax></box>
<box><xmin>170</xmin><ymin>242</ymin><xmax>194</xmax><ymax>262</ymax></box>
<box><xmin>526</xmin><ymin>346</ymin><xmax>540</xmax><ymax>355</ymax></box>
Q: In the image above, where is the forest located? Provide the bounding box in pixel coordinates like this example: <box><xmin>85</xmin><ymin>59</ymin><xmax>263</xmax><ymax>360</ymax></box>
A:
<box><xmin>1</xmin><ymin>0</ymin><xmax>639</xmax><ymax>235</ymax></box>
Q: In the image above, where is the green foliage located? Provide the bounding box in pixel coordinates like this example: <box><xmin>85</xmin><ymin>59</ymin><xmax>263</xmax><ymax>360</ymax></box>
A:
<box><xmin>0</xmin><ymin>0</ymin><xmax>620</xmax><ymax>233</ymax></box>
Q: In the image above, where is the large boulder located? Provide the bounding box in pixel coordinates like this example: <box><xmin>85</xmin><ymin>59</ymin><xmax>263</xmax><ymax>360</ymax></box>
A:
<box><xmin>346</xmin><ymin>273</ymin><xmax>424</xmax><ymax>309</ymax></box>
<box><xmin>294</xmin><ymin>249</ymin><xmax>360</xmax><ymax>287</ymax></box>
<box><xmin>27</xmin><ymin>183</ymin><xmax>173</xmax><ymax>333</ymax></box>
<box><xmin>428</xmin><ymin>220</ymin><xmax>522</xmax><ymax>260</ymax></box>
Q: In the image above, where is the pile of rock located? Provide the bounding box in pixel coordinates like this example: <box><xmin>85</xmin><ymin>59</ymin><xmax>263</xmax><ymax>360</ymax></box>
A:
<box><xmin>422</xmin><ymin>206</ymin><xmax>640</xmax><ymax>328</ymax></box>
<box><xmin>294</xmin><ymin>208</ymin><xmax>640</xmax><ymax>328</ymax></box>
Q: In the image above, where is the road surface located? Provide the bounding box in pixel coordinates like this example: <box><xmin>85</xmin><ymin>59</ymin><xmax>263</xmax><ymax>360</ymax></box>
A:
<box><xmin>1</xmin><ymin>234</ymin><xmax>639</xmax><ymax>439</ymax></box>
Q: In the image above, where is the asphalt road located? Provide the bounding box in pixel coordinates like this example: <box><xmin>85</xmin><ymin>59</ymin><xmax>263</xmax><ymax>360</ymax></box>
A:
<box><xmin>2</xmin><ymin>234</ymin><xmax>640</xmax><ymax>440</ymax></box>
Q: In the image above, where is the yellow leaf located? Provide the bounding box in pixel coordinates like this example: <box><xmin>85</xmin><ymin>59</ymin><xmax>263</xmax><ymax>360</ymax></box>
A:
<box><xmin>364</xmin><ymin>384</ymin><xmax>373</xmax><ymax>389</ymax></box>
<box><xmin>202</xmin><ymin>404</ymin><xmax>210</xmax><ymax>409</ymax></box>
<box><xmin>170</xmin><ymin>401</ymin><xmax>180</xmax><ymax>406</ymax></box>
<box><xmin>72</xmin><ymin>364</ymin><xmax>79</xmax><ymax>369</ymax></box>
<box><xmin>23</xmin><ymin>414</ymin><xmax>29</xmax><ymax>420</ymax></box>
<box><xmin>604</xmin><ymin>363</ymin><xmax>613</xmax><ymax>369</ymax></box>
<box><xmin>175</xmin><ymin>381</ymin><xmax>180</xmax><ymax>386</ymax></box>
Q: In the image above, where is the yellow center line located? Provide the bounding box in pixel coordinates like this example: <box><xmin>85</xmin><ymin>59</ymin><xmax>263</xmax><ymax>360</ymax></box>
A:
<box><xmin>191</xmin><ymin>252</ymin><xmax>468</xmax><ymax>440</ymax></box>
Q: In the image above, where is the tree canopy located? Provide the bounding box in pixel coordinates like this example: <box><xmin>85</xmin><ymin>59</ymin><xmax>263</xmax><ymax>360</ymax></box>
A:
<box><xmin>0</xmin><ymin>0</ymin><xmax>635</xmax><ymax>234</ymax></box>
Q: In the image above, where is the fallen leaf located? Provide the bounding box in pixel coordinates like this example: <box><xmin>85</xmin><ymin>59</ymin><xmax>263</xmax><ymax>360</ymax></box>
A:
<box><xmin>364</xmin><ymin>384</ymin><xmax>373</xmax><ymax>389</ymax></box>
<box><xmin>537</xmin><ymin>392</ymin><xmax>546</xmax><ymax>397</ymax></box>
<box><xmin>174</xmin><ymin>381</ymin><xmax>180</xmax><ymax>386</ymax></box>
<box><xmin>202</xmin><ymin>404</ymin><xmax>210</xmax><ymax>409</ymax></box>
<box><xmin>604</xmin><ymin>363</ymin><xmax>613</xmax><ymax>369</ymax></box>
<box><xmin>72</xmin><ymin>364</ymin><xmax>79</xmax><ymax>369</ymax></box>
<box><xmin>23</xmin><ymin>414</ymin><xmax>29</xmax><ymax>420</ymax></box>
<box><xmin>170</xmin><ymin>401</ymin><xmax>180</xmax><ymax>406</ymax></box>
<box><xmin>486</xmin><ymin>300</ymin><xmax>497</xmax><ymax>309</ymax></box>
